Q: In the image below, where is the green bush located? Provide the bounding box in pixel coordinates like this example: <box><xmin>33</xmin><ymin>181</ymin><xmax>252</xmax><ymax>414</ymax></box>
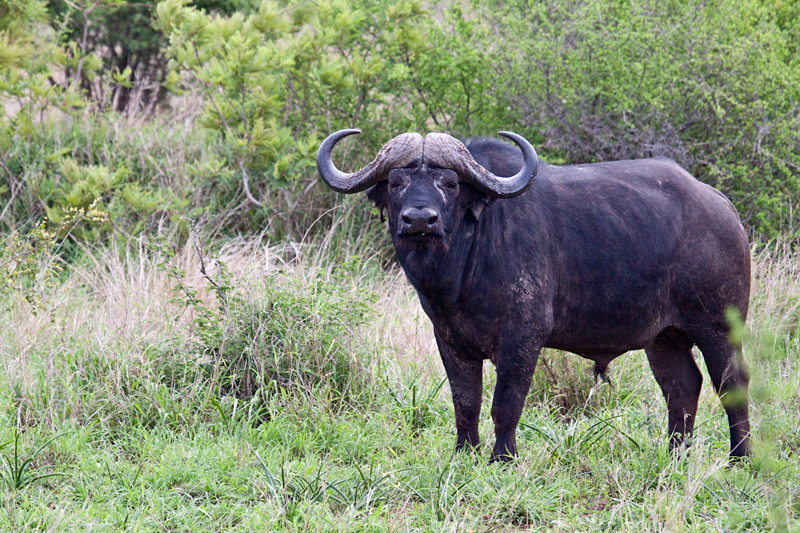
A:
<box><xmin>2</xmin><ymin>0</ymin><xmax>798</xmax><ymax>242</ymax></box>
<box><xmin>157</xmin><ymin>0</ymin><xmax>428</xmax><ymax>239</ymax></box>
<box><xmin>471</xmin><ymin>0</ymin><xmax>800</xmax><ymax>236</ymax></box>
<box><xmin>0</xmin><ymin>201</ymin><xmax>107</xmax><ymax>314</ymax></box>
<box><xmin>210</xmin><ymin>264</ymin><xmax>376</xmax><ymax>404</ymax></box>
<box><xmin>0</xmin><ymin>0</ymin><xmax>87</xmax><ymax>151</ymax></box>
<box><xmin>0</xmin><ymin>114</ymin><xmax>191</xmax><ymax>236</ymax></box>
<box><xmin>45</xmin><ymin>0</ymin><xmax>263</xmax><ymax>115</ymax></box>
<box><xmin>47</xmin><ymin>0</ymin><xmax>170</xmax><ymax>114</ymax></box>
<box><xmin>156</xmin><ymin>238</ymin><xmax>377</xmax><ymax>406</ymax></box>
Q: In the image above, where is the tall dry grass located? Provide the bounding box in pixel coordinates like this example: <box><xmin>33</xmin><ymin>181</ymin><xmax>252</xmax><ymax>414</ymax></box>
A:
<box><xmin>0</xmin><ymin>231</ymin><xmax>431</xmax><ymax>429</ymax></box>
<box><xmin>2</xmin><ymin>235</ymin><xmax>796</xmax><ymax>428</ymax></box>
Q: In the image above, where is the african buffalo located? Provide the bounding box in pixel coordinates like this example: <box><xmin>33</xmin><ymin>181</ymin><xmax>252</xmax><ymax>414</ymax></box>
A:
<box><xmin>317</xmin><ymin>129</ymin><xmax>751</xmax><ymax>462</ymax></box>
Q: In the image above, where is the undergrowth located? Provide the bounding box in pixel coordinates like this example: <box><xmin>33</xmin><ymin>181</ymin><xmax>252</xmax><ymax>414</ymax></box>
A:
<box><xmin>152</xmin><ymin>232</ymin><xmax>377</xmax><ymax>407</ymax></box>
<box><xmin>0</xmin><ymin>237</ymin><xmax>796</xmax><ymax>531</ymax></box>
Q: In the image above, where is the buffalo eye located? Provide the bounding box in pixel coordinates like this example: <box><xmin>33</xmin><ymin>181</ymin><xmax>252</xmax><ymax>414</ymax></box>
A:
<box><xmin>436</xmin><ymin>171</ymin><xmax>458</xmax><ymax>192</ymax></box>
<box><xmin>388</xmin><ymin>172</ymin><xmax>409</xmax><ymax>192</ymax></box>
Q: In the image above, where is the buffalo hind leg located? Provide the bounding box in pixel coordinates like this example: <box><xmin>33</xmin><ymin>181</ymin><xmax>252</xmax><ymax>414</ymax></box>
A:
<box><xmin>696</xmin><ymin>332</ymin><xmax>751</xmax><ymax>458</ymax></box>
<box><xmin>437</xmin><ymin>334</ymin><xmax>483</xmax><ymax>451</ymax></box>
<box><xmin>645</xmin><ymin>330</ymin><xmax>703</xmax><ymax>452</ymax></box>
<box><xmin>490</xmin><ymin>351</ymin><xmax>538</xmax><ymax>463</ymax></box>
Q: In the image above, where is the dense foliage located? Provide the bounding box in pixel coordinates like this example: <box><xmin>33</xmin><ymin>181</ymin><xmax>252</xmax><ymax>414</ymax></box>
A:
<box><xmin>156</xmin><ymin>0</ymin><xmax>429</xmax><ymax>237</ymax></box>
<box><xmin>1</xmin><ymin>0</ymin><xmax>798</xmax><ymax>242</ymax></box>
<box><xmin>484</xmin><ymin>0</ymin><xmax>800</xmax><ymax>236</ymax></box>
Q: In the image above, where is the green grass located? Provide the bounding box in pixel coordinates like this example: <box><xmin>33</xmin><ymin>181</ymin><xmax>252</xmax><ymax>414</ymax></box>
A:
<box><xmin>0</xmin><ymin>238</ymin><xmax>798</xmax><ymax>532</ymax></box>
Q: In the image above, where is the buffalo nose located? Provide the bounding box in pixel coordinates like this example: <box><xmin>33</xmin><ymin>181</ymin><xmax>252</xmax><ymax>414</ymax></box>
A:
<box><xmin>401</xmin><ymin>206</ymin><xmax>440</xmax><ymax>233</ymax></box>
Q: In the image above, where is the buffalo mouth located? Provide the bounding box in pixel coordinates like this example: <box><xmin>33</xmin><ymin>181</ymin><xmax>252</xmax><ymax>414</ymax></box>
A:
<box><xmin>398</xmin><ymin>229</ymin><xmax>444</xmax><ymax>240</ymax></box>
<box><xmin>396</xmin><ymin>230</ymin><xmax>445</xmax><ymax>250</ymax></box>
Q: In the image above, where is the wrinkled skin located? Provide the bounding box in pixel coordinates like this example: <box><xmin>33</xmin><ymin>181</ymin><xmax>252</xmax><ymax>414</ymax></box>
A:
<box><xmin>353</xmin><ymin>136</ymin><xmax>750</xmax><ymax>463</ymax></box>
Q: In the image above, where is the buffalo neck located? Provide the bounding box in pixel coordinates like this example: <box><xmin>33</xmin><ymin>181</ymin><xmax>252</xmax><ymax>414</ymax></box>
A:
<box><xmin>395</xmin><ymin>201</ymin><xmax>513</xmax><ymax>310</ymax></box>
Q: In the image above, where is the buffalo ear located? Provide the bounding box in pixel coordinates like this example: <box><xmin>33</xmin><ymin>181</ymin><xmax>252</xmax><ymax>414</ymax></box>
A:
<box><xmin>467</xmin><ymin>197</ymin><xmax>492</xmax><ymax>221</ymax></box>
<box><xmin>366</xmin><ymin>182</ymin><xmax>389</xmax><ymax>222</ymax></box>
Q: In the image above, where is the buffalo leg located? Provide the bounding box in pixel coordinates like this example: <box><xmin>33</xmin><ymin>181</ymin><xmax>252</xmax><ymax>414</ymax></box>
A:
<box><xmin>436</xmin><ymin>334</ymin><xmax>483</xmax><ymax>451</ymax></box>
<box><xmin>645</xmin><ymin>331</ymin><xmax>703</xmax><ymax>451</ymax></box>
<box><xmin>490</xmin><ymin>350</ymin><xmax>538</xmax><ymax>463</ymax></box>
<box><xmin>695</xmin><ymin>332</ymin><xmax>751</xmax><ymax>458</ymax></box>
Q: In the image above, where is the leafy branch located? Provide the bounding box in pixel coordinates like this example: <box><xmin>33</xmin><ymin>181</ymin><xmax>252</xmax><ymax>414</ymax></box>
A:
<box><xmin>0</xmin><ymin>199</ymin><xmax>108</xmax><ymax>315</ymax></box>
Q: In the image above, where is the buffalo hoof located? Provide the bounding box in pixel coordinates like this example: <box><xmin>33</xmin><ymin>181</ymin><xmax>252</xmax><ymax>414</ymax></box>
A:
<box><xmin>727</xmin><ymin>448</ymin><xmax>752</xmax><ymax>467</ymax></box>
<box><xmin>488</xmin><ymin>452</ymin><xmax>516</xmax><ymax>465</ymax></box>
<box><xmin>454</xmin><ymin>436</ymin><xmax>480</xmax><ymax>452</ymax></box>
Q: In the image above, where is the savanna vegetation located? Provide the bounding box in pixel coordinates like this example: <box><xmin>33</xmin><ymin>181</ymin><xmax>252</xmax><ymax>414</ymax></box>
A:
<box><xmin>0</xmin><ymin>0</ymin><xmax>799</xmax><ymax>530</ymax></box>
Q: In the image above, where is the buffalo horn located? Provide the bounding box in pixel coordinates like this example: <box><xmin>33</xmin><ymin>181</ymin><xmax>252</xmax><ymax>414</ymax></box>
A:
<box><xmin>316</xmin><ymin>129</ymin><xmax>424</xmax><ymax>194</ymax></box>
<box><xmin>424</xmin><ymin>131</ymin><xmax>538</xmax><ymax>199</ymax></box>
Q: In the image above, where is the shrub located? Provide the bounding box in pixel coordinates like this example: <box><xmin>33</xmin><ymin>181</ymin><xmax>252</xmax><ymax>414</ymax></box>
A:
<box><xmin>156</xmin><ymin>0</ymin><xmax>429</xmax><ymax>239</ymax></box>
<box><xmin>474</xmin><ymin>0</ymin><xmax>800</xmax><ymax>237</ymax></box>
<box><xmin>0</xmin><ymin>201</ymin><xmax>107</xmax><ymax>314</ymax></box>
<box><xmin>0</xmin><ymin>0</ymin><xmax>88</xmax><ymax>154</ymax></box>
<box><xmin>156</xmin><ymin>237</ymin><xmax>377</xmax><ymax>406</ymax></box>
<box><xmin>212</xmin><ymin>263</ymin><xmax>376</xmax><ymax>404</ymax></box>
<box><xmin>2</xmin><ymin>0</ymin><xmax>797</xmax><ymax>243</ymax></box>
<box><xmin>47</xmin><ymin>0</ymin><xmax>170</xmax><ymax>115</ymax></box>
<box><xmin>45</xmin><ymin>0</ymin><xmax>264</xmax><ymax>115</ymax></box>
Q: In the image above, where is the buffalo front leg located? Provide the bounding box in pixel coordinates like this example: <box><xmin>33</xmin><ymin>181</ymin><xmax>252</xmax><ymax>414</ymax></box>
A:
<box><xmin>645</xmin><ymin>330</ymin><xmax>703</xmax><ymax>452</ymax></box>
<box><xmin>436</xmin><ymin>334</ymin><xmax>483</xmax><ymax>451</ymax></box>
<box><xmin>490</xmin><ymin>348</ymin><xmax>539</xmax><ymax>463</ymax></box>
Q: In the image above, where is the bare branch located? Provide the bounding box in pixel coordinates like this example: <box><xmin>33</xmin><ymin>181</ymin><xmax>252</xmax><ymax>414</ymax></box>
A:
<box><xmin>239</xmin><ymin>161</ymin><xmax>262</xmax><ymax>207</ymax></box>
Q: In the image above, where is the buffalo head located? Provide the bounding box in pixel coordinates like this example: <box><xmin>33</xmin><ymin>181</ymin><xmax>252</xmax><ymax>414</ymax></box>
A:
<box><xmin>317</xmin><ymin>129</ymin><xmax>539</xmax><ymax>258</ymax></box>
